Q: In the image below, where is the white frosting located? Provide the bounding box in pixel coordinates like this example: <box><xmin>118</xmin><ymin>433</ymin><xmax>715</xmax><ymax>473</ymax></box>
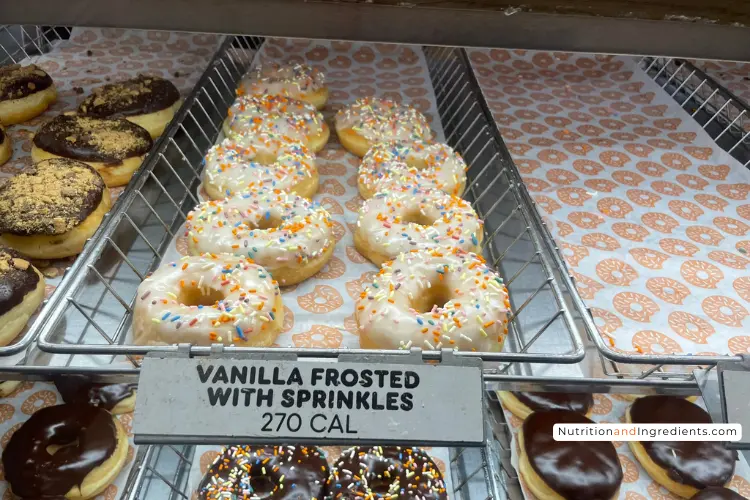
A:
<box><xmin>133</xmin><ymin>255</ymin><xmax>280</xmax><ymax>346</ymax></box>
<box><xmin>335</xmin><ymin>97</ymin><xmax>432</xmax><ymax>142</ymax></box>
<box><xmin>359</xmin><ymin>140</ymin><xmax>467</xmax><ymax>196</ymax></box>
<box><xmin>356</xmin><ymin>185</ymin><xmax>482</xmax><ymax>259</ymax></box>
<box><xmin>185</xmin><ymin>190</ymin><xmax>334</xmax><ymax>275</ymax></box>
<box><xmin>224</xmin><ymin>94</ymin><xmax>326</xmax><ymax>143</ymax></box>
<box><xmin>202</xmin><ymin>137</ymin><xmax>315</xmax><ymax>199</ymax></box>
<box><xmin>238</xmin><ymin>63</ymin><xmax>325</xmax><ymax>99</ymax></box>
<box><xmin>355</xmin><ymin>249</ymin><xmax>509</xmax><ymax>352</ymax></box>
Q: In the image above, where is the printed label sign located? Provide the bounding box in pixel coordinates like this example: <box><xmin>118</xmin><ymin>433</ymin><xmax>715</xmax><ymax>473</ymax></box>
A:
<box><xmin>134</xmin><ymin>356</ymin><xmax>484</xmax><ymax>445</ymax></box>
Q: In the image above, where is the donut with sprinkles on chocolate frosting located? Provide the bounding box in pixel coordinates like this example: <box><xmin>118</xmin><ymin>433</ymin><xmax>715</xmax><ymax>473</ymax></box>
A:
<box><xmin>197</xmin><ymin>445</ymin><xmax>329</xmax><ymax>499</ymax></box>
<box><xmin>326</xmin><ymin>446</ymin><xmax>447</xmax><ymax>499</ymax></box>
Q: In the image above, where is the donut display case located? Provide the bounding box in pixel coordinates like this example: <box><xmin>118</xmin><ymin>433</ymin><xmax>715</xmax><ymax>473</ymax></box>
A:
<box><xmin>2</xmin><ymin>3</ymin><xmax>750</xmax><ymax>498</ymax></box>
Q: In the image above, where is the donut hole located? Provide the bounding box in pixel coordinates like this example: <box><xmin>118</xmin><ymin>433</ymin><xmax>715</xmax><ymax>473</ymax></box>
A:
<box><xmin>249</xmin><ymin>214</ymin><xmax>283</xmax><ymax>230</ymax></box>
<box><xmin>178</xmin><ymin>286</ymin><xmax>225</xmax><ymax>307</ymax></box>
<box><xmin>246</xmin><ymin>475</ymin><xmax>276</xmax><ymax>495</ymax></box>
<box><xmin>47</xmin><ymin>438</ymin><xmax>79</xmax><ymax>455</ymax></box>
<box><xmin>401</xmin><ymin>209</ymin><xmax>438</xmax><ymax>227</ymax></box>
<box><xmin>411</xmin><ymin>281</ymin><xmax>453</xmax><ymax>313</ymax></box>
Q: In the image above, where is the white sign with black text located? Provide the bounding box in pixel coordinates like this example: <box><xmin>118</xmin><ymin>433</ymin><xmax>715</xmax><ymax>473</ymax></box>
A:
<box><xmin>134</xmin><ymin>356</ymin><xmax>484</xmax><ymax>445</ymax></box>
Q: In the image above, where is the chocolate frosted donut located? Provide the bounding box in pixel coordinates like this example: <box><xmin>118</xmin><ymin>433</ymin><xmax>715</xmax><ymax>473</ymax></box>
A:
<box><xmin>32</xmin><ymin>114</ymin><xmax>152</xmax><ymax>187</ymax></box>
<box><xmin>79</xmin><ymin>75</ymin><xmax>181</xmax><ymax>138</ymax></box>
<box><xmin>520</xmin><ymin>410</ymin><xmax>622</xmax><ymax>500</ymax></box>
<box><xmin>0</xmin><ymin>64</ymin><xmax>57</xmax><ymax>124</ymax></box>
<box><xmin>0</xmin><ymin>247</ymin><xmax>45</xmax><ymax>345</ymax></box>
<box><xmin>693</xmin><ymin>488</ymin><xmax>747</xmax><ymax>500</ymax></box>
<box><xmin>2</xmin><ymin>403</ymin><xmax>128</xmax><ymax>499</ymax></box>
<box><xmin>198</xmin><ymin>445</ymin><xmax>328</xmax><ymax>499</ymax></box>
<box><xmin>0</xmin><ymin>125</ymin><xmax>11</xmax><ymax>166</ymax></box>
<box><xmin>628</xmin><ymin>396</ymin><xmax>737</xmax><ymax>497</ymax></box>
<box><xmin>54</xmin><ymin>374</ymin><xmax>137</xmax><ymax>414</ymax></box>
<box><xmin>326</xmin><ymin>446</ymin><xmax>447</xmax><ymax>499</ymax></box>
<box><xmin>0</xmin><ymin>158</ymin><xmax>111</xmax><ymax>258</ymax></box>
<box><xmin>500</xmin><ymin>391</ymin><xmax>593</xmax><ymax>419</ymax></box>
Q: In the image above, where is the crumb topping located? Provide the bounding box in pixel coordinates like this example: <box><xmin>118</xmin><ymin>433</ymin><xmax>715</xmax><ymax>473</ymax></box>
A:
<box><xmin>0</xmin><ymin>159</ymin><xmax>105</xmax><ymax>236</ymax></box>
<box><xmin>33</xmin><ymin>115</ymin><xmax>152</xmax><ymax>164</ymax></box>
<box><xmin>0</xmin><ymin>247</ymin><xmax>40</xmax><ymax>314</ymax></box>
<box><xmin>0</xmin><ymin>64</ymin><xmax>53</xmax><ymax>102</ymax></box>
<box><xmin>79</xmin><ymin>74</ymin><xmax>179</xmax><ymax>117</ymax></box>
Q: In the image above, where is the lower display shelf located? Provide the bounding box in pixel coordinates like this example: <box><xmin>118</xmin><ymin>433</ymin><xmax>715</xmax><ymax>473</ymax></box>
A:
<box><xmin>123</xmin><ymin>396</ymin><xmax>511</xmax><ymax>500</ymax></box>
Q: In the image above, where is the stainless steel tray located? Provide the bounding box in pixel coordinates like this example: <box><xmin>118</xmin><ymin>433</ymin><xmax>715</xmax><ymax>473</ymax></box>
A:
<box><xmin>35</xmin><ymin>37</ymin><xmax>587</xmax><ymax>371</ymax></box>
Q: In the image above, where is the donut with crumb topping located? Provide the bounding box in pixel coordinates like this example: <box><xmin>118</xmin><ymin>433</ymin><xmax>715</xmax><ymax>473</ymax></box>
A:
<box><xmin>0</xmin><ymin>64</ymin><xmax>57</xmax><ymax>125</ymax></box>
<box><xmin>31</xmin><ymin>114</ymin><xmax>152</xmax><ymax>187</ymax></box>
<box><xmin>0</xmin><ymin>159</ymin><xmax>111</xmax><ymax>259</ymax></box>
<box><xmin>0</xmin><ymin>125</ymin><xmax>11</xmax><ymax>166</ymax></box>
<box><xmin>78</xmin><ymin>75</ymin><xmax>181</xmax><ymax>138</ymax></box>
<box><xmin>0</xmin><ymin>247</ymin><xmax>45</xmax><ymax>346</ymax></box>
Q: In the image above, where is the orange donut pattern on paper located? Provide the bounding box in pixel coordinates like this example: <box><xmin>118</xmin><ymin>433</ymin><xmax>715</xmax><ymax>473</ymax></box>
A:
<box><xmin>668</xmin><ymin>311</ymin><xmax>715</xmax><ymax>344</ymax></box>
<box><xmin>292</xmin><ymin>325</ymin><xmax>344</xmax><ymax>349</ymax></box>
<box><xmin>596</xmin><ymin>259</ymin><xmax>638</xmax><ymax>286</ymax></box>
<box><xmin>469</xmin><ymin>48</ymin><xmax>750</xmax><ymax>359</ymax></box>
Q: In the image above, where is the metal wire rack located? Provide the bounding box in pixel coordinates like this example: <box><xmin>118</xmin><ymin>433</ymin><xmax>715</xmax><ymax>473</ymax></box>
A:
<box><xmin>0</xmin><ymin>25</ymin><xmax>70</xmax><ymax>66</ymax></box>
<box><xmin>121</xmin><ymin>393</ymin><xmax>516</xmax><ymax>500</ymax></box>
<box><xmin>33</xmin><ymin>37</ymin><xmax>587</xmax><ymax>371</ymax></box>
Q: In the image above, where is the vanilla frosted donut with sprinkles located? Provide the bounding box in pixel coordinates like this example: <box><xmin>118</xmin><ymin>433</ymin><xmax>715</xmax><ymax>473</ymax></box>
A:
<box><xmin>358</xmin><ymin>140</ymin><xmax>467</xmax><ymax>199</ymax></box>
<box><xmin>335</xmin><ymin>97</ymin><xmax>432</xmax><ymax>157</ymax></box>
<box><xmin>238</xmin><ymin>62</ymin><xmax>328</xmax><ymax>110</ymax></box>
<box><xmin>185</xmin><ymin>190</ymin><xmax>335</xmax><ymax>286</ymax></box>
<box><xmin>133</xmin><ymin>254</ymin><xmax>283</xmax><ymax>347</ymax></box>
<box><xmin>354</xmin><ymin>185</ymin><xmax>483</xmax><ymax>266</ymax></box>
<box><xmin>202</xmin><ymin>136</ymin><xmax>318</xmax><ymax>200</ymax></box>
<box><xmin>355</xmin><ymin>248</ymin><xmax>510</xmax><ymax>352</ymax></box>
<box><xmin>222</xmin><ymin>94</ymin><xmax>329</xmax><ymax>152</ymax></box>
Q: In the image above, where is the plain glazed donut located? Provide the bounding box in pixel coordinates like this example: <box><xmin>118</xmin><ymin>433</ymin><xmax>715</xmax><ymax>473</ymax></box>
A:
<box><xmin>326</xmin><ymin>446</ymin><xmax>447</xmax><ymax>499</ymax></box>
<box><xmin>202</xmin><ymin>136</ymin><xmax>318</xmax><ymax>200</ymax></box>
<box><xmin>627</xmin><ymin>395</ymin><xmax>736</xmax><ymax>498</ymax></box>
<box><xmin>354</xmin><ymin>185</ymin><xmax>482</xmax><ymax>266</ymax></box>
<box><xmin>78</xmin><ymin>74</ymin><xmax>181</xmax><ymax>138</ymax></box>
<box><xmin>238</xmin><ymin>62</ymin><xmax>328</xmax><ymax>110</ymax></box>
<box><xmin>335</xmin><ymin>97</ymin><xmax>432</xmax><ymax>157</ymax></box>
<box><xmin>0</xmin><ymin>159</ymin><xmax>111</xmax><ymax>259</ymax></box>
<box><xmin>223</xmin><ymin>94</ymin><xmax>329</xmax><ymax>152</ymax></box>
<box><xmin>355</xmin><ymin>248</ymin><xmax>510</xmax><ymax>351</ymax></box>
<box><xmin>186</xmin><ymin>191</ymin><xmax>335</xmax><ymax>286</ymax></box>
<box><xmin>358</xmin><ymin>140</ymin><xmax>467</xmax><ymax>199</ymax></box>
<box><xmin>133</xmin><ymin>254</ymin><xmax>283</xmax><ymax>346</ymax></box>
<box><xmin>2</xmin><ymin>404</ymin><xmax>128</xmax><ymax>500</ymax></box>
<box><xmin>31</xmin><ymin>114</ymin><xmax>153</xmax><ymax>187</ymax></box>
<box><xmin>0</xmin><ymin>125</ymin><xmax>11</xmax><ymax>166</ymax></box>
<box><xmin>498</xmin><ymin>391</ymin><xmax>593</xmax><ymax>420</ymax></box>
<box><xmin>519</xmin><ymin>410</ymin><xmax>622</xmax><ymax>500</ymax></box>
<box><xmin>198</xmin><ymin>445</ymin><xmax>329</xmax><ymax>499</ymax></box>
<box><xmin>0</xmin><ymin>248</ymin><xmax>45</xmax><ymax>347</ymax></box>
<box><xmin>0</xmin><ymin>64</ymin><xmax>57</xmax><ymax>125</ymax></box>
